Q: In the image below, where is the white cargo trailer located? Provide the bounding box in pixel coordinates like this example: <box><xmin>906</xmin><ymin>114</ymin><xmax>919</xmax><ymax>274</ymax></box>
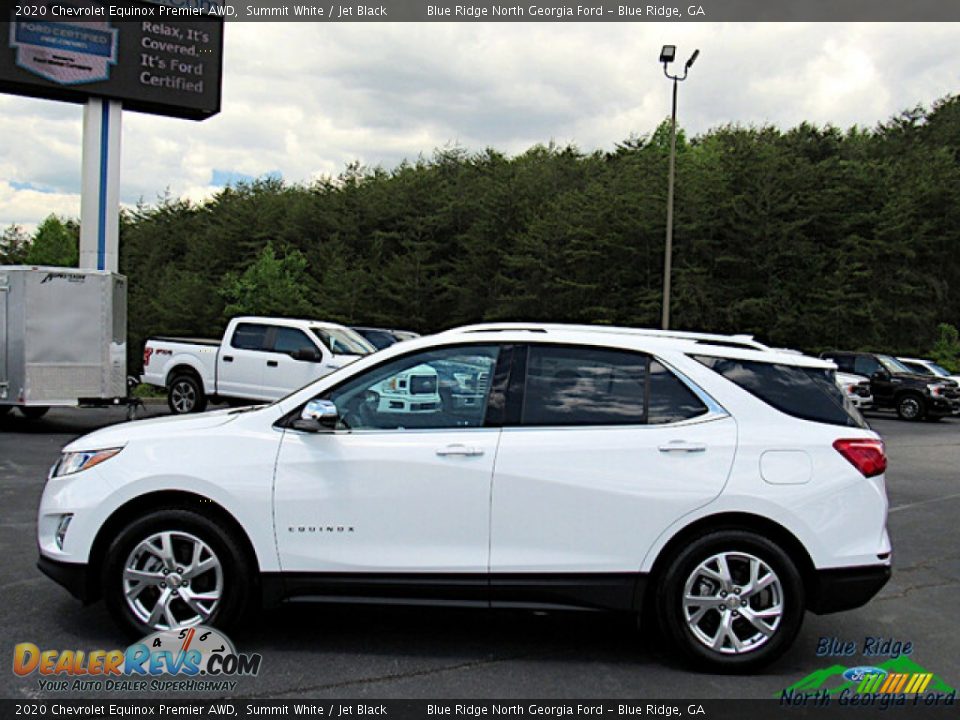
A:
<box><xmin>0</xmin><ymin>266</ymin><xmax>129</xmax><ymax>419</ymax></box>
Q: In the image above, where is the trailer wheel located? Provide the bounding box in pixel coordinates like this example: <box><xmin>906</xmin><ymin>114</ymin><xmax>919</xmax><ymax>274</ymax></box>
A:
<box><xmin>167</xmin><ymin>375</ymin><xmax>207</xmax><ymax>415</ymax></box>
<box><xmin>19</xmin><ymin>406</ymin><xmax>49</xmax><ymax>420</ymax></box>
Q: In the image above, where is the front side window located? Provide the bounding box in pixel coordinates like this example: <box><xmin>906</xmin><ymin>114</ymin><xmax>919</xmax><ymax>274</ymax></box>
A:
<box><xmin>274</xmin><ymin>327</ymin><xmax>316</xmax><ymax>355</ymax></box>
<box><xmin>853</xmin><ymin>355</ymin><xmax>882</xmax><ymax>376</ymax></box>
<box><xmin>696</xmin><ymin>356</ymin><xmax>866</xmax><ymax>429</ymax></box>
<box><xmin>323</xmin><ymin>345</ymin><xmax>501</xmax><ymax>430</ymax></box>
<box><xmin>230</xmin><ymin>323</ymin><xmax>270</xmax><ymax>351</ymax></box>
<box><xmin>522</xmin><ymin>346</ymin><xmax>648</xmax><ymax>426</ymax></box>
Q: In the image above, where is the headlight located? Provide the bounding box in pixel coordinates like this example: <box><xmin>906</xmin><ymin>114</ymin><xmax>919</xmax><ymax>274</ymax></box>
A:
<box><xmin>53</xmin><ymin>448</ymin><xmax>123</xmax><ymax>477</ymax></box>
<box><xmin>927</xmin><ymin>384</ymin><xmax>944</xmax><ymax>397</ymax></box>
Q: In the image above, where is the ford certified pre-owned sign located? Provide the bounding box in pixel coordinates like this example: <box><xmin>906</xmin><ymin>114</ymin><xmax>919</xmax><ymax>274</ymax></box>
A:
<box><xmin>0</xmin><ymin>1</ymin><xmax>223</xmax><ymax>120</ymax></box>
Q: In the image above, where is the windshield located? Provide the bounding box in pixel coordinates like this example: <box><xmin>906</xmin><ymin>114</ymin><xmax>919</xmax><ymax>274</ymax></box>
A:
<box><xmin>311</xmin><ymin>327</ymin><xmax>374</xmax><ymax>356</ymax></box>
<box><xmin>928</xmin><ymin>363</ymin><xmax>951</xmax><ymax>377</ymax></box>
<box><xmin>878</xmin><ymin>355</ymin><xmax>912</xmax><ymax>374</ymax></box>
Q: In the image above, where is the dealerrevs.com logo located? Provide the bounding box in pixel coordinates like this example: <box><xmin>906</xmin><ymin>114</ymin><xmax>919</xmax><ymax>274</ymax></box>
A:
<box><xmin>13</xmin><ymin>626</ymin><xmax>262</xmax><ymax>692</ymax></box>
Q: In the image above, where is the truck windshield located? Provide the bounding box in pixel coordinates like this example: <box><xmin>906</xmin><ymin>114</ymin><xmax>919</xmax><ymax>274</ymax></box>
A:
<box><xmin>312</xmin><ymin>328</ymin><xmax>374</xmax><ymax>356</ymax></box>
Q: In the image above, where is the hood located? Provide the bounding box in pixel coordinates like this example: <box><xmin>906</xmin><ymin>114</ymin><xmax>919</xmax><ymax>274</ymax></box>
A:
<box><xmin>835</xmin><ymin>372</ymin><xmax>868</xmax><ymax>385</ymax></box>
<box><xmin>62</xmin><ymin>406</ymin><xmax>256</xmax><ymax>452</ymax></box>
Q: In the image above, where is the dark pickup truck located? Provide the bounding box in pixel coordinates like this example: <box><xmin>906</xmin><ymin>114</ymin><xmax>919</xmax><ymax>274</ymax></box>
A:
<box><xmin>820</xmin><ymin>351</ymin><xmax>960</xmax><ymax>421</ymax></box>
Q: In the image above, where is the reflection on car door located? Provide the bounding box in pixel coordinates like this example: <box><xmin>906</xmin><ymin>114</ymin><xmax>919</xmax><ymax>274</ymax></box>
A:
<box><xmin>272</xmin><ymin>344</ymin><xmax>505</xmax><ymax>601</ymax></box>
<box><xmin>489</xmin><ymin>346</ymin><xmax>736</xmax><ymax>606</ymax></box>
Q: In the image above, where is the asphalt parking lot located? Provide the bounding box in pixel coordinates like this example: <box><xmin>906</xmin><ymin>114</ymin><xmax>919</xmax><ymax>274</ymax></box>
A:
<box><xmin>1</xmin><ymin>406</ymin><xmax>958</xmax><ymax>700</ymax></box>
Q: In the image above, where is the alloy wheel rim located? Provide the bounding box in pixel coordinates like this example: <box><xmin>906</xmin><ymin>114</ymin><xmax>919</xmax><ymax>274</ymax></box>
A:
<box><xmin>901</xmin><ymin>398</ymin><xmax>919</xmax><ymax>418</ymax></box>
<box><xmin>171</xmin><ymin>382</ymin><xmax>196</xmax><ymax>413</ymax></box>
<box><xmin>123</xmin><ymin>530</ymin><xmax>223</xmax><ymax>630</ymax></box>
<box><xmin>682</xmin><ymin>551</ymin><xmax>783</xmax><ymax>655</ymax></box>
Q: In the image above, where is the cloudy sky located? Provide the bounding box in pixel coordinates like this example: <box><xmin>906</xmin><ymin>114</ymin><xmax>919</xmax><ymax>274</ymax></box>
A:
<box><xmin>1</xmin><ymin>21</ymin><xmax>958</xmax><ymax>231</ymax></box>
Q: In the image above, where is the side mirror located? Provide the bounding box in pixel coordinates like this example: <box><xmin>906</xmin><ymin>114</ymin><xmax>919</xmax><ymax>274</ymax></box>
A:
<box><xmin>292</xmin><ymin>399</ymin><xmax>339</xmax><ymax>432</ymax></box>
<box><xmin>292</xmin><ymin>348</ymin><xmax>322</xmax><ymax>362</ymax></box>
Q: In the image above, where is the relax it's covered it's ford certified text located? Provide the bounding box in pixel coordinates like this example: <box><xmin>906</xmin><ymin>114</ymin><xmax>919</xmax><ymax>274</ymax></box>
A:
<box><xmin>37</xmin><ymin>324</ymin><xmax>891</xmax><ymax>671</ymax></box>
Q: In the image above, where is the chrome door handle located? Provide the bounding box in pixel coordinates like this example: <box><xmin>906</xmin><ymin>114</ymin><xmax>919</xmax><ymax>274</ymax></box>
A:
<box><xmin>436</xmin><ymin>444</ymin><xmax>484</xmax><ymax>457</ymax></box>
<box><xmin>658</xmin><ymin>442</ymin><xmax>707</xmax><ymax>453</ymax></box>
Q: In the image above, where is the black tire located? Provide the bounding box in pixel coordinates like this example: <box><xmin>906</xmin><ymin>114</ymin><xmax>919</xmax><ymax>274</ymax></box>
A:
<box><xmin>656</xmin><ymin>530</ymin><xmax>804</xmax><ymax>672</ymax></box>
<box><xmin>167</xmin><ymin>374</ymin><xmax>207</xmax><ymax>415</ymax></box>
<box><xmin>19</xmin><ymin>406</ymin><xmax>49</xmax><ymax>420</ymax></box>
<box><xmin>103</xmin><ymin>507</ymin><xmax>255</xmax><ymax>637</ymax></box>
<box><xmin>895</xmin><ymin>393</ymin><xmax>925</xmax><ymax>421</ymax></box>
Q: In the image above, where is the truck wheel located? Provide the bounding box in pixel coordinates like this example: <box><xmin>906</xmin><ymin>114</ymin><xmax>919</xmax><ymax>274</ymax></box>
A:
<box><xmin>103</xmin><ymin>507</ymin><xmax>255</xmax><ymax>635</ymax></box>
<box><xmin>656</xmin><ymin>529</ymin><xmax>804</xmax><ymax>672</ymax></box>
<box><xmin>896</xmin><ymin>393</ymin><xmax>925</xmax><ymax>421</ymax></box>
<box><xmin>167</xmin><ymin>375</ymin><xmax>207</xmax><ymax>415</ymax></box>
<box><xmin>19</xmin><ymin>406</ymin><xmax>50</xmax><ymax>420</ymax></box>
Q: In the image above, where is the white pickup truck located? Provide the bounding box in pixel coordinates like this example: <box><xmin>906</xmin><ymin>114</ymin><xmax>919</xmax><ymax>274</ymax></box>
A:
<box><xmin>142</xmin><ymin>316</ymin><xmax>376</xmax><ymax>414</ymax></box>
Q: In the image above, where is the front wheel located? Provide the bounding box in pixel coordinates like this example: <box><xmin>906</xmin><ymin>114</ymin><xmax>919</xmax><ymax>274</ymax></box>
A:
<box><xmin>103</xmin><ymin>508</ymin><xmax>254</xmax><ymax>636</ymax></box>
<box><xmin>167</xmin><ymin>375</ymin><xmax>207</xmax><ymax>415</ymax></box>
<box><xmin>895</xmin><ymin>394</ymin><xmax>925</xmax><ymax>421</ymax></box>
<box><xmin>656</xmin><ymin>530</ymin><xmax>804</xmax><ymax>672</ymax></box>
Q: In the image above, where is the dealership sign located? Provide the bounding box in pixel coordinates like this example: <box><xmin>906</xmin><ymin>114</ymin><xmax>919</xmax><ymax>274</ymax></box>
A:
<box><xmin>0</xmin><ymin>1</ymin><xmax>223</xmax><ymax>120</ymax></box>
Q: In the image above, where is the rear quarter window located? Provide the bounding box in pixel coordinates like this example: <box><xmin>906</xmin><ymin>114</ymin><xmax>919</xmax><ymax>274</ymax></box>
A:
<box><xmin>695</xmin><ymin>355</ymin><xmax>866</xmax><ymax>428</ymax></box>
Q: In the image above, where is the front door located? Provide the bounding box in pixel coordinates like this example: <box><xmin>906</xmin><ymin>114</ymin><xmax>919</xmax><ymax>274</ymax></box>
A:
<box><xmin>273</xmin><ymin>344</ymin><xmax>504</xmax><ymax>598</ymax></box>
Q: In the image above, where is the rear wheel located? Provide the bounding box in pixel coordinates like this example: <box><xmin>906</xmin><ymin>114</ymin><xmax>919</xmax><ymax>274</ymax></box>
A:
<box><xmin>167</xmin><ymin>374</ymin><xmax>207</xmax><ymax>415</ymax></box>
<box><xmin>656</xmin><ymin>530</ymin><xmax>804</xmax><ymax>672</ymax></box>
<box><xmin>103</xmin><ymin>507</ymin><xmax>254</xmax><ymax>635</ymax></box>
<box><xmin>895</xmin><ymin>393</ymin><xmax>925</xmax><ymax>421</ymax></box>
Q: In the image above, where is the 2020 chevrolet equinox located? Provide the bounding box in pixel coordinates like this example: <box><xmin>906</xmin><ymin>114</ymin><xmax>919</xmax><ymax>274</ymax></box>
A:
<box><xmin>38</xmin><ymin>324</ymin><xmax>891</xmax><ymax>671</ymax></box>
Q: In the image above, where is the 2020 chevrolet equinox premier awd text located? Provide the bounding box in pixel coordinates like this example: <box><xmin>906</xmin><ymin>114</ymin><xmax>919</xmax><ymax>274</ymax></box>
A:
<box><xmin>37</xmin><ymin>324</ymin><xmax>891</xmax><ymax>671</ymax></box>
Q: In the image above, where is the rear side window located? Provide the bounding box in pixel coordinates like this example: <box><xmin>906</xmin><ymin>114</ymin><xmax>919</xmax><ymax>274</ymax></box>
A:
<box><xmin>696</xmin><ymin>356</ymin><xmax>866</xmax><ymax>428</ymax></box>
<box><xmin>523</xmin><ymin>346</ymin><xmax>647</xmax><ymax>425</ymax></box>
<box><xmin>231</xmin><ymin>323</ymin><xmax>270</xmax><ymax>351</ymax></box>
<box><xmin>648</xmin><ymin>361</ymin><xmax>709</xmax><ymax>424</ymax></box>
<box><xmin>822</xmin><ymin>354</ymin><xmax>854</xmax><ymax>374</ymax></box>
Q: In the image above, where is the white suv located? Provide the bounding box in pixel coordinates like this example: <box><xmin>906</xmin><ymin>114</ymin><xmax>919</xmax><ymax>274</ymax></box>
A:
<box><xmin>37</xmin><ymin>325</ymin><xmax>891</xmax><ymax>671</ymax></box>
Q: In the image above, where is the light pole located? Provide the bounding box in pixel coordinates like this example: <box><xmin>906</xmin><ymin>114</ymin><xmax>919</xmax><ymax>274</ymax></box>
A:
<box><xmin>659</xmin><ymin>45</ymin><xmax>699</xmax><ymax>330</ymax></box>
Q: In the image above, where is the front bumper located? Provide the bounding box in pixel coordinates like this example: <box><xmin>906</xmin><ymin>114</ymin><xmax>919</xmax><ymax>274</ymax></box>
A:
<box><xmin>807</xmin><ymin>564</ymin><xmax>891</xmax><ymax>614</ymax></box>
<box><xmin>37</xmin><ymin>554</ymin><xmax>94</xmax><ymax>604</ymax></box>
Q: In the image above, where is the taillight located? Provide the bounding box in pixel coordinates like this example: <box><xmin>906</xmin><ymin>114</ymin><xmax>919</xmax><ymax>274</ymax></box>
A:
<box><xmin>833</xmin><ymin>438</ymin><xmax>887</xmax><ymax>478</ymax></box>
<box><xmin>143</xmin><ymin>347</ymin><xmax>154</xmax><ymax>367</ymax></box>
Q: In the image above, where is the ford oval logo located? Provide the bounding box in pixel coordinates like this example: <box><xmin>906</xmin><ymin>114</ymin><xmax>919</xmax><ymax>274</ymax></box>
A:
<box><xmin>843</xmin><ymin>666</ymin><xmax>887</xmax><ymax>682</ymax></box>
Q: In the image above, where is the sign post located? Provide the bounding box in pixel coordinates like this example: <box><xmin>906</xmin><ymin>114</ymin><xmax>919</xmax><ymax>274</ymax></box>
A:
<box><xmin>0</xmin><ymin>1</ymin><xmax>225</xmax><ymax>270</ymax></box>
<box><xmin>79</xmin><ymin>98</ymin><xmax>122</xmax><ymax>272</ymax></box>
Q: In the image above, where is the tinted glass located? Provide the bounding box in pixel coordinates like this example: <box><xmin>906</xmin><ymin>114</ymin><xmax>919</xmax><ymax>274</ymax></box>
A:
<box><xmin>648</xmin><ymin>361</ymin><xmax>709</xmax><ymax>424</ymax></box>
<box><xmin>324</xmin><ymin>346</ymin><xmax>500</xmax><ymax>430</ymax></box>
<box><xmin>823</xmin><ymin>354</ymin><xmax>855</xmax><ymax>374</ymax></box>
<box><xmin>522</xmin><ymin>346</ymin><xmax>647</xmax><ymax>426</ymax></box>
<box><xmin>274</xmin><ymin>327</ymin><xmax>315</xmax><ymax>355</ymax></box>
<box><xmin>900</xmin><ymin>361</ymin><xmax>932</xmax><ymax>376</ymax></box>
<box><xmin>355</xmin><ymin>328</ymin><xmax>397</xmax><ymax>350</ymax></box>
<box><xmin>696</xmin><ymin>356</ymin><xmax>866</xmax><ymax>428</ymax></box>
<box><xmin>853</xmin><ymin>355</ymin><xmax>882</xmax><ymax>376</ymax></box>
<box><xmin>230</xmin><ymin>323</ymin><xmax>269</xmax><ymax>351</ymax></box>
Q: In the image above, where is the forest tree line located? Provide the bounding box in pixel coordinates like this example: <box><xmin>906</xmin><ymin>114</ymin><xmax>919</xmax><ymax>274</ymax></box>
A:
<box><xmin>2</xmin><ymin>95</ymin><xmax>960</xmax><ymax>372</ymax></box>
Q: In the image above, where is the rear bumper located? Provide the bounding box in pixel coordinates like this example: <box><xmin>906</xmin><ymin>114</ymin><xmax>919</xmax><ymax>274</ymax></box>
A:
<box><xmin>37</xmin><ymin>555</ymin><xmax>94</xmax><ymax>604</ymax></box>
<box><xmin>808</xmin><ymin>564</ymin><xmax>891</xmax><ymax>614</ymax></box>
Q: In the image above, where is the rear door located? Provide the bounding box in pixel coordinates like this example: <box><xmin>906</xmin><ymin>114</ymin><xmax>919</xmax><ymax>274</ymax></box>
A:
<box><xmin>490</xmin><ymin>345</ymin><xmax>736</xmax><ymax>593</ymax></box>
<box><xmin>217</xmin><ymin>322</ymin><xmax>272</xmax><ymax>400</ymax></box>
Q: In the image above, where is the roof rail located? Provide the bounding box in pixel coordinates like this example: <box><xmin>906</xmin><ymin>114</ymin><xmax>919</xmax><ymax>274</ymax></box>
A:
<box><xmin>441</xmin><ymin>322</ymin><xmax>772</xmax><ymax>350</ymax></box>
